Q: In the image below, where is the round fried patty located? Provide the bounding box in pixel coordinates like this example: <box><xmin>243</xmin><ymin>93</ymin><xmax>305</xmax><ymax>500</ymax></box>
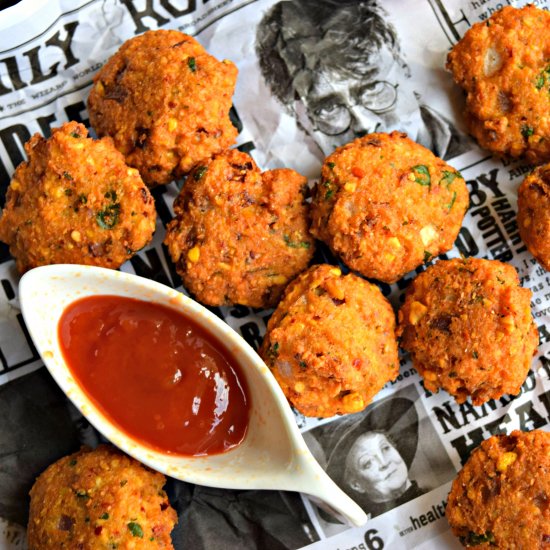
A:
<box><xmin>0</xmin><ymin>122</ymin><xmax>156</xmax><ymax>273</ymax></box>
<box><xmin>88</xmin><ymin>30</ymin><xmax>238</xmax><ymax>186</ymax></box>
<box><xmin>260</xmin><ymin>264</ymin><xmax>399</xmax><ymax>417</ymax></box>
<box><xmin>310</xmin><ymin>131</ymin><xmax>468</xmax><ymax>283</ymax></box>
<box><xmin>28</xmin><ymin>445</ymin><xmax>177</xmax><ymax>549</ymax></box>
<box><xmin>397</xmin><ymin>257</ymin><xmax>538</xmax><ymax>405</ymax></box>
<box><xmin>446</xmin><ymin>430</ymin><xmax>550</xmax><ymax>548</ymax></box>
<box><xmin>518</xmin><ymin>163</ymin><xmax>550</xmax><ymax>271</ymax></box>
<box><xmin>164</xmin><ymin>149</ymin><xmax>314</xmax><ymax>307</ymax></box>
<box><xmin>447</xmin><ymin>5</ymin><xmax>550</xmax><ymax>164</ymax></box>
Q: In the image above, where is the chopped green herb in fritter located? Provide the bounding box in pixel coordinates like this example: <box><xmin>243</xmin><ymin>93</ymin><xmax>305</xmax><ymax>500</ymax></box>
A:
<box><xmin>521</xmin><ymin>125</ymin><xmax>534</xmax><ymax>138</ymax></box>
<box><xmin>127</xmin><ymin>522</ymin><xmax>143</xmax><ymax>538</ymax></box>
<box><xmin>411</xmin><ymin>165</ymin><xmax>431</xmax><ymax>187</ymax></box>
<box><xmin>96</xmin><ymin>204</ymin><xmax>120</xmax><ymax>229</ymax></box>
<box><xmin>283</xmin><ymin>234</ymin><xmax>311</xmax><ymax>248</ymax></box>
<box><xmin>440</xmin><ymin>170</ymin><xmax>463</xmax><ymax>187</ymax></box>
<box><xmin>460</xmin><ymin>531</ymin><xmax>495</xmax><ymax>546</ymax></box>
<box><xmin>193</xmin><ymin>166</ymin><xmax>207</xmax><ymax>181</ymax></box>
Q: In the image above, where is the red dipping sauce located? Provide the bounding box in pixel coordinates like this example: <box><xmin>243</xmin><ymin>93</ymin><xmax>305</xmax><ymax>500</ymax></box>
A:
<box><xmin>58</xmin><ymin>295</ymin><xmax>250</xmax><ymax>456</ymax></box>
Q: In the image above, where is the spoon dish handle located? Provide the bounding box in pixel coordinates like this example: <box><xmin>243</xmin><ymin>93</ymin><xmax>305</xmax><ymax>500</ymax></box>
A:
<box><xmin>287</xmin><ymin>451</ymin><xmax>369</xmax><ymax>527</ymax></box>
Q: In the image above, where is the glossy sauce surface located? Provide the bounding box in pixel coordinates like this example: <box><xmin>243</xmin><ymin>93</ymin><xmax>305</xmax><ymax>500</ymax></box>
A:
<box><xmin>58</xmin><ymin>295</ymin><xmax>249</xmax><ymax>456</ymax></box>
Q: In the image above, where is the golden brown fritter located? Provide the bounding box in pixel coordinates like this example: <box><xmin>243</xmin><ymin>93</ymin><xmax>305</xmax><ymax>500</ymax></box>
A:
<box><xmin>27</xmin><ymin>445</ymin><xmax>177</xmax><ymax>549</ymax></box>
<box><xmin>446</xmin><ymin>430</ymin><xmax>550</xmax><ymax>549</ymax></box>
<box><xmin>88</xmin><ymin>30</ymin><xmax>238</xmax><ymax>186</ymax></box>
<box><xmin>0</xmin><ymin>122</ymin><xmax>156</xmax><ymax>273</ymax></box>
<box><xmin>310</xmin><ymin>132</ymin><xmax>468</xmax><ymax>283</ymax></box>
<box><xmin>260</xmin><ymin>264</ymin><xmax>399</xmax><ymax>417</ymax></box>
<box><xmin>164</xmin><ymin>149</ymin><xmax>314</xmax><ymax>307</ymax></box>
<box><xmin>447</xmin><ymin>5</ymin><xmax>550</xmax><ymax>164</ymax></box>
<box><xmin>397</xmin><ymin>258</ymin><xmax>538</xmax><ymax>405</ymax></box>
<box><xmin>518</xmin><ymin>164</ymin><xmax>550</xmax><ymax>271</ymax></box>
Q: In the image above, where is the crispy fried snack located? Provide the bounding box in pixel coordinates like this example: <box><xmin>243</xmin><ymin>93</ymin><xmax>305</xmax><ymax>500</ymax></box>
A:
<box><xmin>446</xmin><ymin>430</ymin><xmax>550</xmax><ymax>548</ymax></box>
<box><xmin>310</xmin><ymin>131</ymin><xmax>468</xmax><ymax>283</ymax></box>
<box><xmin>164</xmin><ymin>149</ymin><xmax>314</xmax><ymax>307</ymax></box>
<box><xmin>27</xmin><ymin>445</ymin><xmax>177</xmax><ymax>549</ymax></box>
<box><xmin>518</xmin><ymin>163</ymin><xmax>550</xmax><ymax>271</ymax></box>
<box><xmin>88</xmin><ymin>30</ymin><xmax>238</xmax><ymax>186</ymax></box>
<box><xmin>397</xmin><ymin>258</ymin><xmax>538</xmax><ymax>405</ymax></box>
<box><xmin>260</xmin><ymin>264</ymin><xmax>399</xmax><ymax>417</ymax></box>
<box><xmin>447</xmin><ymin>5</ymin><xmax>550</xmax><ymax>164</ymax></box>
<box><xmin>0</xmin><ymin>122</ymin><xmax>156</xmax><ymax>273</ymax></box>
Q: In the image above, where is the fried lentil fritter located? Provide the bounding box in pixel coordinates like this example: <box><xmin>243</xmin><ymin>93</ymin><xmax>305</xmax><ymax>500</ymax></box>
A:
<box><xmin>164</xmin><ymin>149</ymin><xmax>314</xmax><ymax>307</ymax></box>
<box><xmin>397</xmin><ymin>258</ymin><xmax>538</xmax><ymax>405</ymax></box>
<box><xmin>446</xmin><ymin>430</ymin><xmax>550</xmax><ymax>549</ymax></box>
<box><xmin>518</xmin><ymin>163</ymin><xmax>550</xmax><ymax>271</ymax></box>
<box><xmin>447</xmin><ymin>5</ymin><xmax>550</xmax><ymax>164</ymax></box>
<box><xmin>260</xmin><ymin>264</ymin><xmax>399</xmax><ymax>417</ymax></box>
<box><xmin>310</xmin><ymin>132</ymin><xmax>468</xmax><ymax>283</ymax></box>
<box><xmin>27</xmin><ymin>445</ymin><xmax>177</xmax><ymax>549</ymax></box>
<box><xmin>88</xmin><ymin>30</ymin><xmax>238</xmax><ymax>186</ymax></box>
<box><xmin>0</xmin><ymin>122</ymin><xmax>156</xmax><ymax>273</ymax></box>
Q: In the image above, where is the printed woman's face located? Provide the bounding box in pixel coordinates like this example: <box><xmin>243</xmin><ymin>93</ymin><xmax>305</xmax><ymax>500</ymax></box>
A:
<box><xmin>346</xmin><ymin>432</ymin><xmax>409</xmax><ymax>501</ymax></box>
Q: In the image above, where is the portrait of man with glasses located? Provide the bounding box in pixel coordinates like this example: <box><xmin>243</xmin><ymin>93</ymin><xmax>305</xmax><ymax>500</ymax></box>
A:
<box><xmin>256</xmin><ymin>0</ymin><xmax>471</xmax><ymax>161</ymax></box>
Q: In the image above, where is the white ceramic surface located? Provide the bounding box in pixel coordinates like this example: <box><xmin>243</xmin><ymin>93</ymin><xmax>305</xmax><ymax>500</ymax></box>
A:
<box><xmin>19</xmin><ymin>264</ymin><xmax>368</xmax><ymax>527</ymax></box>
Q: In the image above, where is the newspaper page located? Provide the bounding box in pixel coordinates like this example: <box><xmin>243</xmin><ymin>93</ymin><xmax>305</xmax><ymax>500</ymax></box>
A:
<box><xmin>0</xmin><ymin>0</ymin><xmax>549</xmax><ymax>549</ymax></box>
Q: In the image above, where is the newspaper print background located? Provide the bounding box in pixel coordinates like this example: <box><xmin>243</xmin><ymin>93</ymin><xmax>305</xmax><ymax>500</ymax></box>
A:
<box><xmin>0</xmin><ymin>0</ymin><xmax>549</xmax><ymax>548</ymax></box>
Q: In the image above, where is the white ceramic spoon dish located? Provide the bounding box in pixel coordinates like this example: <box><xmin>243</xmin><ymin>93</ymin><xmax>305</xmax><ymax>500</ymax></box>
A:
<box><xmin>19</xmin><ymin>264</ymin><xmax>368</xmax><ymax>527</ymax></box>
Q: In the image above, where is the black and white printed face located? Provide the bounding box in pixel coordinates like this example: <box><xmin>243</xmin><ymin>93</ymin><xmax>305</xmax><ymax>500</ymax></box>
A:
<box><xmin>346</xmin><ymin>432</ymin><xmax>410</xmax><ymax>501</ymax></box>
<box><xmin>295</xmin><ymin>43</ymin><xmax>419</xmax><ymax>153</ymax></box>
